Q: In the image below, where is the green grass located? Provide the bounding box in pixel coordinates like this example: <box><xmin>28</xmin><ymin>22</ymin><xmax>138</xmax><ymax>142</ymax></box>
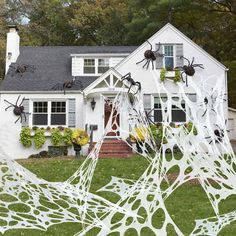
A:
<box><xmin>1</xmin><ymin>155</ymin><xmax>236</xmax><ymax>236</ymax></box>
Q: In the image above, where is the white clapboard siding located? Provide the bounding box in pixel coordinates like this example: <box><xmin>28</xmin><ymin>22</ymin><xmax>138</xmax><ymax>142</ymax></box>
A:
<box><xmin>110</xmin><ymin>57</ymin><xmax>125</xmax><ymax>67</ymax></box>
<box><xmin>72</xmin><ymin>57</ymin><xmax>83</xmax><ymax>76</ymax></box>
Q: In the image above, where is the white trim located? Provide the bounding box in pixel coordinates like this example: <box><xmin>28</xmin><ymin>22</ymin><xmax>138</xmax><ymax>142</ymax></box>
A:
<box><xmin>116</xmin><ymin>23</ymin><xmax>227</xmax><ymax>71</ymax></box>
<box><xmin>84</xmin><ymin>68</ymin><xmax>123</xmax><ymax>95</ymax></box>
<box><xmin>71</xmin><ymin>53</ymin><xmax>130</xmax><ymax>57</ymax></box>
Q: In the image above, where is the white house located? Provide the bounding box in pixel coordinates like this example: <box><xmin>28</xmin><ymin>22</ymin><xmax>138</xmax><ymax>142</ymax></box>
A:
<box><xmin>0</xmin><ymin>23</ymin><xmax>228</xmax><ymax>159</ymax></box>
<box><xmin>228</xmin><ymin>107</ymin><xmax>236</xmax><ymax>140</ymax></box>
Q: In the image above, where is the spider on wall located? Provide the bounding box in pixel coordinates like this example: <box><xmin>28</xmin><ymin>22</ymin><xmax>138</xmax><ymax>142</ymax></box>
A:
<box><xmin>51</xmin><ymin>77</ymin><xmax>82</xmax><ymax>95</ymax></box>
<box><xmin>7</xmin><ymin>64</ymin><xmax>36</xmax><ymax>77</ymax></box>
<box><xmin>4</xmin><ymin>95</ymin><xmax>30</xmax><ymax>123</ymax></box>
<box><xmin>136</xmin><ymin>41</ymin><xmax>164</xmax><ymax>70</ymax></box>
<box><xmin>176</xmin><ymin>56</ymin><xmax>204</xmax><ymax>86</ymax></box>
<box><xmin>121</xmin><ymin>73</ymin><xmax>141</xmax><ymax>95</ymax></box>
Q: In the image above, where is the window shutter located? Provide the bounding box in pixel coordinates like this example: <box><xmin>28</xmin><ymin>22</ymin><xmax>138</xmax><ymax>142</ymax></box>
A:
<box><xmin>68</xmin><ymin>98</ymin><xmax>76</xmax><ymax>128</ymax></box>
<box><xmin>143</xmin><ymin>94</ymin><xmax>151</xmax><ymax>111</ymax></box>
<box><xmin>175</xmin><ymin>44</ymin><xmax>184</xmax><ymax>68</ymax></box>
<box><xmin>22</xmin><ymin>99</ymin><xmax>29</xmax><ymax>127</ymax></box>
<box><xmin>156</xmin><ymin>44</ymin><xmax>163</xmax><ymax>69</ymax></box>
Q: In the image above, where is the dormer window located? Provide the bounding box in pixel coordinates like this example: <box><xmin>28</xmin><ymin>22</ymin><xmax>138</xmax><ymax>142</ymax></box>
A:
<box><xmin>164</xmin><ymin>45</ymin><xmax>174</xmax><ymax>70</ymax></box>
<box><xmin>98</xmin><ymin>59</ymin><xmax>109</xmax><ymax>73</ymax></box>
<box><xmin>83</xmin><ymin>58</ymin><xmax>110</xmax><ymax>75</ymax></box>
<box><xmin>84</xmin><ymin>59</ymin><xmax>95</xmax><ymax>74</ymax></box>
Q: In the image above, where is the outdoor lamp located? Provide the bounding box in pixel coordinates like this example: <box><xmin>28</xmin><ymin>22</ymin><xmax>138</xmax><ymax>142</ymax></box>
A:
<box><xmin>91</xmin><ymin>97</ymin><xmax>96</xmax><ymax>110</ymax></box>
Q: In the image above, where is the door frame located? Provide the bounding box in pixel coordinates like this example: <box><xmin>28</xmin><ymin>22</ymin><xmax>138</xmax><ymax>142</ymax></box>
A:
<box><xmin>102</xmin><ymin>95</ymin><xmax>120</xmax><ymax>138</ymax></box>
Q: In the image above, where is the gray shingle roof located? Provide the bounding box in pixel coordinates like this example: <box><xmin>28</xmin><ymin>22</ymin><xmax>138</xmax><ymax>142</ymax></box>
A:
<box><xmin>0</xmin><ymin>46</ymin><xmax>137</xmax><ymax>92</ymax></box>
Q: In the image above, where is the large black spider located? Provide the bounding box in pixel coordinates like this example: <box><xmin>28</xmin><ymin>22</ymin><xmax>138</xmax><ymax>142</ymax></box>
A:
<box><xmin>206</xmin><ymin>125</ymin><xmax>228</xmax><ymax>144</ymax></box>
<box><xmin>176</xmin><ymin>56</ymin><xmax>204</xmax><ymax>86</ymax></box>
<box><xmin>8</xmin><ymin>64</ymin><xmax>35</xmax><ymax>77</ymax></box>
<box><xmin>136</xmin><ymin>41</ymin><xmax>164</xmax><ymax>70</ymax></box>
<box><xmin>51</xmin><ymin>77</ymin><xmax>82</xmax><ymax>94</ymax></box>
<box><xmin>121</xmin><ymin>73</ymin><xmax>141</xmax><ymax>95</ymax></box>
<box><xmin>4</xmin><ymin>95</ymin><xmax>30</xmax><ymax>123</ymax></box>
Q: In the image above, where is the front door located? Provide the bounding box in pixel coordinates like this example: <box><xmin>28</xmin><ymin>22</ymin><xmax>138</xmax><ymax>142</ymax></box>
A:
<box><xmin>104</xmin><ymin>98</ymin><xmax>120</xmax><ymax>136</ymax></box>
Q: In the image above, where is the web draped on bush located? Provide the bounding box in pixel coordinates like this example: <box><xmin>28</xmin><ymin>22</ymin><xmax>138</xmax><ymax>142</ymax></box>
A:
<box><xmin>0</xmin><ymin>74</ymin><xmax>235</xmax><ymax>236</ymax></box>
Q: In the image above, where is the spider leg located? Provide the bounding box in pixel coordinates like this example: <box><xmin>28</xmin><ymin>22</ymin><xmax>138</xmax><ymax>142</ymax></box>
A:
<box><xmin>136</xmin><ymin>58</ymin><xmax>146</xmax><ymax>65</ymax></box>
<box><xmin>202</xmin><ymin>109</ymin><xmax>207</xmax><ymax>117</ymax></box>
<box><xmin>128</xmin><ymin>84</ymin><xmax>132</xmax><ymax>94</ymax></box>
<box><xmin>181</xmin><ymin>72</ymin><xmax>185</xmax><ymax>83</ymax></box>
<box><xmin>142</xmin><ymin>59</ymin><xmax>149</xmax><ymax>68</ymax></box>
<box><xmin>180</xmin><ymin>56</ymin><xmax>190</xmax><ymax>66</ymax></box>
<box><xmin>5</xmin><ymin>105</ymin><xmax>14</xmax><ymax>111</ymax></box>
<box><xmin>185</xmin><ymin>74</ymin><xmax>188</xmax><ymax>87</ymax></box>
<box><xmin>15</xmin><ymin>116</ymin><xmax>21</xmax><ymax>124</ymax></box>
<box><xmin>146</xmin><ymin>60</ymin><xmax>151</xmax><ymax>69</ymax></box>
<box><xmin>191</xmin><ymin>57</ymin><xmax>195</xmax><ymax>66</ymax></box>
<box><xmin>147</xmin><ymin>40</ymin><xmax>152</xmax><ymax>50</ymax></box>
<box><xmin>4</xmin><ymin>100</ymin><xmax>15</xmax><ymax>106</ymax></box>
<box><xmin>23</xmin><ymin>112</ymin><xmax>27</xmax><ymax>122</ymax></box>
<box><xmin>151</xmin><ymin>60</ymin><xmax>154</xmax><ymax>70</ymax></box>
<box><xmin>19</xmin><ymin>97</ymin><xmax>25</xmax><ymax>106</ymax></box>
<box><xmin>154</xmin><ymin>42</ymin><xmax>161</xmax><ymax>53</ymax></box>
<box><xmin>193</xmin><ymin>64</ymin><xmax>204</xmax><ymax>69</ymax></box>
<box><xmin>15</xmin><ymin>95</ymin><xmax>21</xmax><ymax>106</ymax></box>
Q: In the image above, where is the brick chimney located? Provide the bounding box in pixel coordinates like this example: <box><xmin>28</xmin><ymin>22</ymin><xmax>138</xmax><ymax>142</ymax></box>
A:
<box><xmin>5</xmin><ymin>25</ymin><xmax>20</xmax><ymax>74</ymax></box>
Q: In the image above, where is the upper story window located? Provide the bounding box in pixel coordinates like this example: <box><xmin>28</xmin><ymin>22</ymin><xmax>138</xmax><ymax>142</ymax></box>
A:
<box><xmin>164</xmin><ymin>45</ymin><xmax>174</xmax><ymax>70</ymax></box>
<box><xmin>98</xmin><ymin>59</ymin><xmax>109</xmax><ymax>74</ymax></box>
<box><xmin>32</xmin><ymin>101</ymin><xmax>66</xmax><ymax>126</ymax></box>
<box><xmin>84</xmin><ymin>59</ymin><xmax>95</xmax><ymax>74</ymax></box>
<box><xmin>83</xmin><ymin>58</ymin><xmax>110</xmax><ymax>75</ymax></box>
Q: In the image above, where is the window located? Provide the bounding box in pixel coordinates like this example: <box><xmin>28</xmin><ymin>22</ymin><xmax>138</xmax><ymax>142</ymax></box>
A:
<box><xmin>153</xmin><ymin>95</ymin><xmax>186</xmax><ymax>123</ymax></box>
<box><xmin>154</xmin><ymin>96</ymin><xmax>167</xmax><ymax>122</ymax></box>
<box><xmin>83</xmin><ymin>58</ymin><xmax>110</xmax><ymax>74</ymax></box>
<box><xmin>98</xmin><ymin>59</ymin><xmax>109</xmax><ymax>73</ymax></box>
<box><xmin>164</xmin><ymin>45</ymin><xmax>174</xmax><ymax>70</ymax></box>
<box><xmin>84</xmin><ymin>59</ymin><xmax>95</xmax><ymax>74</ymax></box>
<box><xmin>171</xmin><ymin>97</ymin><xmax>186</xmax><ymax>122</ymax></box>
<box><xmin>33</xmin><ymin>102</ymin><xmax>48</xmax><ymax>125</ymax></box>
<box><xmin>32</xmin><ymin>101</ymin><xmax>66</xmax><ymax>126</ymax></box>
<box><xmin>51</xmin><ymin>102</ymin><xmax>66</xmax><ymax>125</ymax></box>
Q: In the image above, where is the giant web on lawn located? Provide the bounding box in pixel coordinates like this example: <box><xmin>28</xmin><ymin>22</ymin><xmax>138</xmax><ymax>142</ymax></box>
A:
<box><xmin>0</xmin><ymin>73</ymin><xmax>235</xmax><ymax>236</ymax></box>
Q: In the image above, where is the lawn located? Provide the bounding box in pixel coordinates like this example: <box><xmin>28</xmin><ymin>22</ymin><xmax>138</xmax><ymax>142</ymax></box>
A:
<box><xmin>1</xmin><ymin>155</ymin><xmax>236</xmax><ymax>236</ymax></box>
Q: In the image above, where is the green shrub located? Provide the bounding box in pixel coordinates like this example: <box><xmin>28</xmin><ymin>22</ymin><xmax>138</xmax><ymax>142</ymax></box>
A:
<box><xmin>160</xmin><ymin>68</ymin><xmax>167</xmax><ymax>82</ymax></box>
<box><xmin>63</xmin><ymin>128</ymin><xmax>73</xmax><ymax>146</ymax></box>
<box><xmin>50</xmin><ymin>128</ymin><xmax>63</xmax><ymax>146</ymax></box>
<box><xmin>20</xmin><ymin>127</ymin><xmax>32</xmax><ymax>147</ymax></box>
<box><xmin>34</xmin><ymin>128</ymin><xmax>46</xmax><ymax>149</ymax></box>
<box><xmin>174</xmin><ymin>69</ymin><xmax>181</xmax><ymax>83</ymax></box>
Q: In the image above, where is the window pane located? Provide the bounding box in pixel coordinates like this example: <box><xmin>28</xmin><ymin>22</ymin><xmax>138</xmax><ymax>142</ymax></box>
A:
<box><xmin>164</xmin><ymin>45</ymin><xmax>173</xmax><ymax>56</ymax></box>
<box><xmin>154</xmin><ymin>110</ymin><xmax>163</xmax><ymax>122</ymax></box>
<box><xmin>98</xmin><ymin>66</ymin><xmax>109</xmax><ymax>74</ymax></box>
<box><xmin>98</xmin><ymin>59</ymin><xmax>109</xmax><ymax>66</ymax></box>
<box><xmin>84</xmin><ymin>59</ymin><xmax>95</xmax><ymax>66</ymax></box>
<box><xmin>51</xmin><ymin>114</ymin><xmax>66</xmax><ymax>125</ymax></box>
<box><xmin>84</xmin><ymin>67</ymin><xmax>95</xmax><ymax>74</ymax></box>
<box><xmin>51</xmin><ymin>102</ymin><xmax>66</xmax><ymax>113</ymax></box>
<box><xmin>171</xmin><ymin>110</ymin><xmax>186</xmax><ymax>122</ymax></box>
<box><xmin>33</xmin><ymin>114</ymin><xmax>48</xmax><ymax>125</ymax></box>
<box><xmin>165</xmin><ymin>57</ymin><xmax>174</xmax><ymax>69</ymax></box>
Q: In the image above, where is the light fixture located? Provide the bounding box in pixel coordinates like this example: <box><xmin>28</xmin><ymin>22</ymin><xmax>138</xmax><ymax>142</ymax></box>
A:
<box><xmin>91</xmin><ymin>98</ymin><xmax>96</xmax><ymax>111</ymax></box>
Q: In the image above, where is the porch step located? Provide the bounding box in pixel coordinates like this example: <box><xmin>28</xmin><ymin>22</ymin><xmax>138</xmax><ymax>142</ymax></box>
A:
<box><xmin>88</xmin><ymin>139</ymin><xmax>133</xmax><ymax>158</ymax></box>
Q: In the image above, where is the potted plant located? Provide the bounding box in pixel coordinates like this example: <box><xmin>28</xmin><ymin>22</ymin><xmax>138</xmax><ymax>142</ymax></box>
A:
<box><xmin>33</xmin><ymin>128</ymin><xmax>46</xmax><ymax>149</ymax></box>
<box><xmin>48</xmin><ymin>127</ymin><xmax>68</xmax><ymax>157</ymax></box>
<box><xmin>71</xmin><ymin>128</ymin><xmax>89</xmax><ymax>157</ymax></box>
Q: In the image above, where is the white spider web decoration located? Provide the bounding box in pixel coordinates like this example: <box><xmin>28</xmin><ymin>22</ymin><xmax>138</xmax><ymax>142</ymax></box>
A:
<box><xmin>0</xmin><ymin>72</ymin><xmax>235</xmax><ymax>236</ymax></box>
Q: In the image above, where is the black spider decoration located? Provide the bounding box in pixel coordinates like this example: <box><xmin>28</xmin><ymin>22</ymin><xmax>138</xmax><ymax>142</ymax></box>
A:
<box><xmin>8</xmin><ymin>64</ymin><xmax>35</xmax><ymax>77</ymax></box>
<box><xmin>4</xmin><ymin>95</ymin><xmax>30</xmax><ymax>123</ymax></box>
<box><xmin>201</xmin><ymin>91</ymin><xmax>226</xmax><ymax>117</ymax></box>
<box><xmin>136</xmin><ymin>41</ymin><xmax>164</xmax><ymax>70</ymax></box>
<box><xmin>121</xmin><ymin>73</ymin><xmax>141</xmax><ymax>95</ymax></box>
<box><xmin>51</xmin><ymin>77</ymin><xmax>81</xmax><ymax>95</ymax></box>
<box><xmin>176</xmin><ymin>56</ymin><xmax>204</xmax><ymax>86</ymax></box>
<box><xmin>205</xmin><ymin>123</ymin><xmax>229</xmax><ymax>144</ymax></box>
